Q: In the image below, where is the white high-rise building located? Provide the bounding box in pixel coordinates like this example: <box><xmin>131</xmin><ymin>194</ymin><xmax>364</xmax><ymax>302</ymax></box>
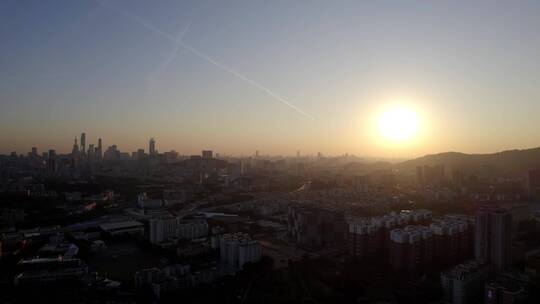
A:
<box><xmin>238</xmin><ymin>241</ymin><xmax>262</xmax><ymax>269</ymax></box>
<box><xmin>177</xmin><ymin>220</ymin><xmax>209</xmax><ymax>240</ymax></box>
<box><xmin>149</xmin><ymin>217</ymin><xmax>208</xmax><ymax>244</ymax></box>
<box><xmin>149</xmin><ymin>216</ymin><xmax>178</xmax><ymax>244</ymax></box>
<box><xmin>219</xmin><ymin>233</ymin><xmax>262</xmax><ymax>270</ymax></box>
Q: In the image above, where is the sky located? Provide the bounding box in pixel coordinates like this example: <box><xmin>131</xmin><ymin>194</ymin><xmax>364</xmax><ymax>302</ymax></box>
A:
<box><xmin>1</xmin><ymin>0</ymin><xmax>540</xmax><ymax>157</ymax></box>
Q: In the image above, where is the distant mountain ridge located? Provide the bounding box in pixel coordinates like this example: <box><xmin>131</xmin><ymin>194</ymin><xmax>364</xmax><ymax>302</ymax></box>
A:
<box><xmin>396</xmin><ymin>147</ymin><xmax>540</xmax><ymax>177</ymax></box>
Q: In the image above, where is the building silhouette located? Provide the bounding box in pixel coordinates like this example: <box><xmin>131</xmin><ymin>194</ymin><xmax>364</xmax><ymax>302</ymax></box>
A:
<box><xmin>149</xmin><ymin>138</ymin><xmax>156</xmax><ymax>156</ymax></box>
<box><xmin>80</xmin><ymin>132</ymin><xmax>86</xmax><ymax>157</ymax></box>
<box><xmin>475</xmin><ymin>207</ymin><xmax>512</xmax><ymax>272</ymax></box>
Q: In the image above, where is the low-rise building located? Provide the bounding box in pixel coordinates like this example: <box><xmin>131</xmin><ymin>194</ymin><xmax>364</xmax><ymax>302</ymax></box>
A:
<box><xmin>14</xmin><ymin>257</ymin><xmax>88</xmax><ymax>286</ymax></box>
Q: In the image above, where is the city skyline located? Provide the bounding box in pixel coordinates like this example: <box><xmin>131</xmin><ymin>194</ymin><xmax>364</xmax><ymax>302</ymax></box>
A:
<box><xmin>7</xmin><ymin>131</ymin><xmax>540</xmax><ymax>160</ymax></box>
<box><xmin>2</xmin><ymin>1</ymin><xmax>540</xmax><ymax>157</ymax></box>
<box><xmin>1</xmin><ymin>133</ymin><xmax>366</xmax><ymax>158</ymax></box>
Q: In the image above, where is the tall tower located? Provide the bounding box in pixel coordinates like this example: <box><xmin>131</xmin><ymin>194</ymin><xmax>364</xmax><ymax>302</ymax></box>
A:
<box><xmin>475</xmin><ymin>207</ymin><xmax>512</xmax><ymax>272</ymax></box>
<box><xmin>202</xmin><ymin>150</ymin><xmax>213</xmax><ymax>160</ymax></box>
<box><xmin>475</xmin><ymin>208</ymin><xmax>490</xmax><ymax>263</ymax></box>
<box><xmin>97</xmin><ymin>138</ymin><xmax>103</xmax><ymax>160</ymax></box>
<box><xmin>71</xmin><ymin>137</ymin><xmax>80</xmax><ymax>156</ymax></box>
<box><xmin>48</xmin><ymin>149</ymin><xmax>57</xmax><ymax>172</ymax></box>
<box><xmin>88</xmin><ymin>144</ymin><xmax>95</xmax><ymax>161</ymax></box>
<box><xmin>491</xmin><ymin>209</ymin><xmax>512</xmax><ymax>272</ymax></box>
<box><xmin>80</xmin><ymin>132</ymin><xmax>86</xmax><ymax>157</ymax></box>
<box><xmin>149</xmin><ymin>138</ymin><xmax>156</xmax><ymax>156</ymax></box>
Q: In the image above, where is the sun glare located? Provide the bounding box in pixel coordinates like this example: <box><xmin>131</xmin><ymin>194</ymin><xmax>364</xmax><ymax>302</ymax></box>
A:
<box><xmin>378</xmin><ymin>106</ymin><xmax>420</xmax><ymax>142</ymax></box>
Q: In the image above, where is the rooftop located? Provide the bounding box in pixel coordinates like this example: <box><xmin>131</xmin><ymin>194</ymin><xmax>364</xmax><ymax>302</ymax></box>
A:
<box><xmin>442</xmin><ymin>260</ymin><xmax>488</xmax><ymax>281</ymax></box>
<box><xmin>99</xmin><ymin>220</ymin><xmax>143</xmax><ymax>231</ymax></box>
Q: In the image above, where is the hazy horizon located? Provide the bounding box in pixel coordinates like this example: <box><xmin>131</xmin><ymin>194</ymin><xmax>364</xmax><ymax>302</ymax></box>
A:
<box><xmin>2</xmin><ymin>0</ymin><xmax>540</xmax><ymax>157</ymax></box>
<box><xmin>5</xmin><ymin>133</ymin><xmax>540</xmax><ymax>160</ymax></box>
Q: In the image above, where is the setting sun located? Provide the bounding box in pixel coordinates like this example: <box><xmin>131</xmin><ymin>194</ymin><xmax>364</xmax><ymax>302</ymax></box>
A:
<box><xmin>378</xmin><ymin>106</ymin><xmax>420</xmax><ymax>142</ymax></box>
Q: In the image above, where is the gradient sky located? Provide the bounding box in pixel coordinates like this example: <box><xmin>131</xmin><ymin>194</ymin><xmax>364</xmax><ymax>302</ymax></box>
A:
<box><xmin>2</xmin><ymin>0</ymin><xmax>540</xmax><ymax>157</ymax></box>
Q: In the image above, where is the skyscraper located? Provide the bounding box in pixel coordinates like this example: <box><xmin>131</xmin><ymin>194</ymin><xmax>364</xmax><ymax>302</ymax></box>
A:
<box><xmin>149</xmin><ymin>138</ymin><xmax>156</xmax><ymax>156</ymax></box>
<box><xmin>97</xmin><ymin>138</ymin><xmax>103</xmax><ymax>160</ymax></box>
<box><xmin>80</xmin><ymin>132</ymin><xmax>86</xmax><ymax>157</ymax></box>
<box><xmin>475</xmin><ymin>207</ymin><xmax>512</xmax><ymax>272</ymax></box>
<box><xmin>202</xmin><ymin>150</ymin><xmax>213</xmax><ymax>160</ymax></box>
<box><xmin>71</xmin><ymin>137</ymin><xmax>80</xmax><ymax>157</ymax></box>
<box><xmin>48</xmin><ymin>149</ymin><xmax>57</xmax><ymax>172</ymax></box>
<box><xmin>88</xmin><ymin>144</ymin><xmax>95</xmax><ymax>161</ymax></box>
<box><xmin>136</xmin><ymin>149</ymin><xmax>145</xmax><ymax>161</ymax></box>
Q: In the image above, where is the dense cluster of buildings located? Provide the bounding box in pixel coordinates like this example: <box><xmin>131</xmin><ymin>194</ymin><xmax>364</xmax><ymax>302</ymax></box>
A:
<box><xmin>131</xmin><ymin>232</ymin><xmax>262</xmax><ymax>299</ymax></box>
<box><xmin>3</xmin><ymin>137</ymin><xmax>540</xmax><ymax>303</ymax></box>
<box><xmin>348</xmin><ymin>209</ymin><xmax>433</xmax><ymax>261</ymax></box>
<box><xmin>5</xmin><ymin>133</ymin><xmax>212</xmax><ymax>177</ymax></box>
<box><xmin>348</xmin><ymin>210</ymin><xmax>475</xmax><ymax>274</ymax></box>
<box><xmin>134</xmin><ymin>264</ymin><xmax>220</xmax><ymax>299</ymax></box>
<box><xmin>345</xmin><ymin>206</ymin><xmax>525</xmax><ymax>303</ymax></box>
<box><xmin>438</xmin><ymin>207</ymin><xmax>518</xmax><ymax>304</ymax></box>
<box><xmin>11</xmin><ymin>231</ymin><xmax>88</xmax><ymax>287</ymax></box>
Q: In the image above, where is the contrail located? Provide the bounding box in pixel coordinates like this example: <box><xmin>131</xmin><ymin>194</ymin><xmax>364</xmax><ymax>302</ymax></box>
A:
<box><xmin>176</xmin><ymin>41</ymin><xmax>314</xmax><ymax>120</ymax></box>
<box><xmin>147</xmin><ymin>23</ymin><xmax>191</xmax><ymax>90</ymax></box>
<box><xmin>166</xmin><ymin>22</ymin><xmax>191</xmax><ymax>70</ymax></box>
<box><xmin>97</xmin><ymin>0</ymin><xmax>315</xmax><ymax>120</ymax></box>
